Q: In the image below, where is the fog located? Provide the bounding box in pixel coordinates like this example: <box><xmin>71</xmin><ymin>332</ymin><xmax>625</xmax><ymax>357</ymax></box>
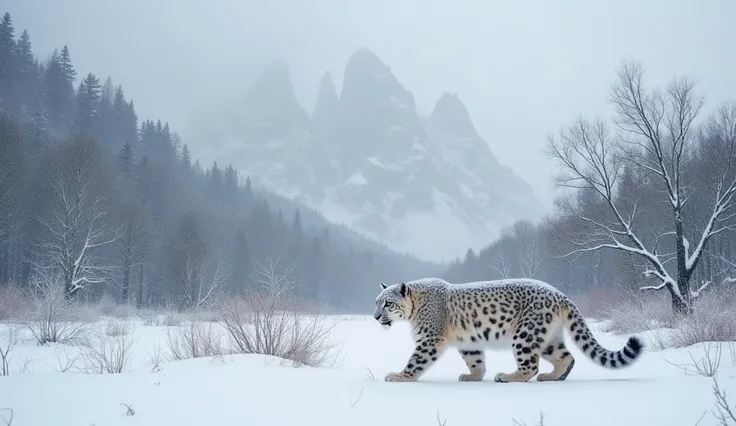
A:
<box><xmin>4</xmin><ymin>0</ymin><xmax>735</xmax><ymax>208</ymax></box>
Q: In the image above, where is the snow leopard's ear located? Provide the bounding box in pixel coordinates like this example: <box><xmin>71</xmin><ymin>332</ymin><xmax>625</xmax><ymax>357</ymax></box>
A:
<box><xmin>399</xmin><ymin>282</ymin><xmax>408</xmax><ymax>297</ymax></box>
<box><xmin>380</xmin><ymin>282</ymin><xmax>388</xmax><ymax>290</ymax></box>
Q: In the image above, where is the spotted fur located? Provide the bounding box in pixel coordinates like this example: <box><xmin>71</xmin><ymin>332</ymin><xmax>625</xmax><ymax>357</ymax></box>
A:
<box><xmin>373</xmin><ymin>278</ymin><xmax>643</xmax><ymax>383</ymax></box>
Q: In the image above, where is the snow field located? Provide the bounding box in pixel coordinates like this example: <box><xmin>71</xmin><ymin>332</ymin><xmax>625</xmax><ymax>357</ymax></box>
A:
<box><xmin>0</xmin><ymin>314</ymin><xmax>735</xmax><ymax>426</ymax></box>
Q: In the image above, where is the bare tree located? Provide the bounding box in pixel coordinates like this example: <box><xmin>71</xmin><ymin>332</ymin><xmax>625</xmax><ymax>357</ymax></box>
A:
<box><xmin>490</xmin><ymin>251</ymin><xmax>512</xmax><ymax>279</ymax></box>
<box><xmin>116</xmin><ymin>200</ymin><xmax>147</xmax><ymax>304</ymax></box>
<box><xmin>186</xmin><ymin>253</ymin><xmax>228</xmax><ymax>309</ymax></box>
<box><xmin>36</xmin><ymin>133</ymin><xmax>119</xmax><ymax>298</ymax></box>
<box><xmin>514</xmin><ymin>221</ymin><xmax>543</xmax><ymax>278</ymax></box>
<box><xmin>546</xmin><ymin>60</ymin><xmax>736</xmax><ymax>315</ymax></box>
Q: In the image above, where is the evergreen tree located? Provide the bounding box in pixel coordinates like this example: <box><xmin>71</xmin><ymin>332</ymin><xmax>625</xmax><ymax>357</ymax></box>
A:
<box><xmin>43</xmin><ymin>51</ymin><xmax>74</xmax><ymax>127</ymax></box>
<box><xmin>181</xmin><ymin>143</ymin><xmax>191</xmax><ymax>170</ymax></box>
<box><xmin>14</xmin><ymin>29</ymin><xmax>36</xmax><ymax>103</ymax></box>
<box><xmin>76</xmin><ymin>72</ymin><xmax>101</xmax><ymax>133</ymax></box>
<box><xmin>0</xmin><ymin>13</ymin><xmax>16</xmax><ymax>107</ymax></box>
<box><xmin>118</xmin><ymin>140</ymin><xmax>134</xmax><ymax>180</ymax></box>
<box><xmin>58</xmin><ymin>45</ymin><xmax>76</xmax><ymax>87</ymax></box>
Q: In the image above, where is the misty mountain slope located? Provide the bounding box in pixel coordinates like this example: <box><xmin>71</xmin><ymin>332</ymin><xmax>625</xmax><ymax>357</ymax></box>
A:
<box><xmin>195</xmin><ymin>48</ymin><xmax>543</xmax><ymax>262</ymax></box>
<box><xmin>199</xmin><ymin>62</ymin><xmax>329</xmax><ymax>203</ymax></box>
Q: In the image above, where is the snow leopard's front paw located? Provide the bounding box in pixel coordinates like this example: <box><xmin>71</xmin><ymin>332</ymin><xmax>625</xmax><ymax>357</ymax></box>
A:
<box><xmin>384</xmin><ymin>372</ymin><xmax>416</xmax><ymax>382</ymax></box>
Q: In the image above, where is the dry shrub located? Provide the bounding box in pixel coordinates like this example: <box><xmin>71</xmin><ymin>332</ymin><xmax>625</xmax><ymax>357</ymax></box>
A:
<box><xmin>219</xmin><ymin>290</ymin><xmax>340</xmax><ymax>368</ymax></box>
<box><xmin>161</xmin><ymin>312</ymin><xmax>183</xmax><ymax>327</ymax></box>
<box><xmin>667</xmin><ymin>287</ymin><xmax>736</xmax><ymax>348</ymax></box>
<box><xmin>21</xmin><ymin>276</ymin><xmax>93</xmax><ymax>345</ymax></box>
<box><xmin>591</xmin><ymin>284</ymin><xmax>675</xmax><ymax>334</ymax></box>
<box><xmin>80</xmin><ymin>330</ymin><xmax>136</xmax><ymax>374</ymax></box>
<box><xmin>0</xmin><ymin>326</ymin><xmax>19</xmax><ymax>376</ymax></box>
<box><xmin>105</xmin><ymin>319</ymin><xmax>132</xmax><ymax>337</ymax></box>
<box><xmin>217</xmin><ymin>257</ymin><xmax>341</xmax><ymax>367</ymax></box>
<box><xmin>163</xmin><ymin>319</ymin><xmax>225</xmax><ymax>361</ymax></box>
<box><xmin>594</xmin><ymin>282</ymin><xmax>736</xmax><ymax>349</ymax></box>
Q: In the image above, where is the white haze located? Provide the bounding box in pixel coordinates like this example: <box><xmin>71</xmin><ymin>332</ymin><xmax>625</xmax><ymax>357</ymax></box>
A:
<box><xmin>5</xmin><ymin>0</ymin><xmax>735</xmax><ymax>211</ymax></box>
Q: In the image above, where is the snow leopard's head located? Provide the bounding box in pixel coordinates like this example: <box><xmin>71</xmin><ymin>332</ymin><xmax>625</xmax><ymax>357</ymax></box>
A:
<box><xmin>373</xmin><ymin>281</ymin><xmax>411</xmax><ymax>329</ymax></box>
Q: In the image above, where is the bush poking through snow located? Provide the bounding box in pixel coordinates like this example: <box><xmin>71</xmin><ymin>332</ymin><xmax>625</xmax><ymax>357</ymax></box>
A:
<box><xmin>597</xmin><ymin>284</ymin><xmax>736</xmax><ymax>349</ymax></box>
<box><xmin>163</xmin><ymin>319</ymin><xmax>225</xmax><ymax>361</ymax></box>
<box><xmin>105</xmin><ymin>319</ymin><xmax>132</xmax><ymax>337</ymax></box>
<box><xmin>218</xmin><ymin>292</ymin><xmax>339</xmax><ymax>368</ymax></box>
<box><xmin>21</xmin><ymin>276</ymin><xmax>93</xmax><ymax>345</ymax></box>
<box><xmin>0</xmin><ymin>327</ymin><xmax>19</xmax><ymax>376</ymax></box>
<box><xmin>80</xmin><ymin>330</ymin><xmax>136</xmax><ymax>374</ymax></box>
<box><xmin>665</xmin><ymin>343</ymin><xmax>723</xmax><ymax>377</ymax></box>
<box><xmin>595</xmin><ymin>285</ymin><xmax>674</xmax><ymax>334</ymax></box>
<box><xmin>146</xmin><ymin>340</ymin><xmax>164</xmax><ymax>372</ymax></box>
<box><xmin>667</xmin><ymin>289</ymin><xmax>736</xmax><ymax>348</ymax></box>
<box><xmin>218</xmin><ymin>257</ymin><xmax>340</xmax><ymax>367</ymax></box>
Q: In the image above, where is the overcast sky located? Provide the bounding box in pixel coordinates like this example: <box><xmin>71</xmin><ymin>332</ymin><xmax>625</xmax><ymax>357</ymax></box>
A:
<box><xmin>4</xmin><ymin>0</ymin><xmax>735</xmax><ymax>210</ymax></box>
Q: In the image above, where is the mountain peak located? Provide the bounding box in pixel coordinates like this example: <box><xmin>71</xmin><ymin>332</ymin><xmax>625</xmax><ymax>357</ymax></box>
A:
<box><xmin>346</xmin><ymin>47</ymin><xmax>386</xmax><ymax>70</ymax></box>
<box><xmin>430</xmin><ymin>92</ymin><xmax>478</xmax><ymax>139</ymax></box>
<box><xmin>313</xmin><ymin>71</ymin><xmax>338</xmax><ymax>118</ymax></box>
<box><xmin>246</xmin><ymin>61</ymin><xmax>297</xmax><ymax>107</ymax></box>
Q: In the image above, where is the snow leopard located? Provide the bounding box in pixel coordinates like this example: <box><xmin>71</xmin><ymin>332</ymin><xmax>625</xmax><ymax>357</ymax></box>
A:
<box><xmin>372</xmin><ymin>277</ymin><xmax>643</xmax><ymax>383</ymax></box>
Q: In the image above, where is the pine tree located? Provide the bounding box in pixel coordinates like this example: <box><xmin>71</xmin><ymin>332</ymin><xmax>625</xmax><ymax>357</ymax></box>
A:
<box><xmin>58</xmin><ymin>45</ymin><xmax>76</xmax><ymax>87</ymax></box>
<box><xmin>98</xmin><ymin>77</ymin><xmax>114</xmax><ymax>141</ymax></box>
<box><xmin>0</xmin><ymin>13</ymin><xmax>16</xmax><ymax>106</ymax></box>
<box><xmin>76</xmin><ymin>72</ymin><xmax>101</xmax><ymax>133</ymax></box>
<box><xmin>292</xmin><ymin>209</ymin><xmax>303</xmax><ymax>238</ymax></box>
<box><xmin>224</xmin><ymin>164</ymin><xmax>238</xmax><ymax>198</ymax></box>
<box><xmin>14</xmin><ymin>29</ymin><xmax>35</xmax><ymax>104</ymax></box>
<box><xmin>43</xmin><ymin>51</ymin><xmax>74</xmax><ymax>127</ymax></box>
<box><xmin>118</xmin><ymin>140</ymin><xmax>134</xmax><ymax>180</ymax></box>
<box><xmin>181</xmin><ymin>143</ymin><xmax>191</xmax><ymax>170</ymax></box>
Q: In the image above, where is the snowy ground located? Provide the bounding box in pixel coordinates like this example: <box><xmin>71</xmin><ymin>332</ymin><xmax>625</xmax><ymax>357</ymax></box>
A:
<box><xmin>1</xmin><ymin>315</ymin><xmax>735</xmax><ymax>426</ymax></box>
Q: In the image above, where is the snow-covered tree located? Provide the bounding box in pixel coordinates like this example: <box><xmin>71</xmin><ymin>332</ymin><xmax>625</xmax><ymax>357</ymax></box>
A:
<box><xmin>37</xmin><ymin>133</ymin><xmax>118</xmax><ymax>298</ymax></box>
<box><xmin>546</xmin><ymin>60</ymin><xmax>736</xmax><ymax>315</ymax></box>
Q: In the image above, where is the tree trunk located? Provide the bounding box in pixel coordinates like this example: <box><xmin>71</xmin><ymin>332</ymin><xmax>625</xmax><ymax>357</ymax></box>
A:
<box><xmin>670</xmin><ymin>289</ymin><xmax>692</xmax><ymax>316</ymax></box>
<box><xmin>673</xmin><ymin>210</ymin><xmax>693</xmax><ymax>316</ymax></box>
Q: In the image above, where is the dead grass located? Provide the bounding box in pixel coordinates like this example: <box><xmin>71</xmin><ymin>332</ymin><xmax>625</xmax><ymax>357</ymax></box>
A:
<box><xmin>21</xmin><ymin>280</ymin><xmax>93</xmax><ymax>345</ymax></box>
<box><xmin>79</xmin><ymin>330</ymin><xmax>137</xmax><ymax>374</ymax></box>
<box><xmin>163</xmin><ymin>319</ymin><xmax>226</xmax><ymax>361</ymax></box>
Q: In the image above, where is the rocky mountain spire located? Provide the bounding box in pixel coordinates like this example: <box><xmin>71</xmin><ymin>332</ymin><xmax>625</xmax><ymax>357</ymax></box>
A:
<box><xmin>311</xmin><ymin>71</ymin><xmax>339</xmax><ymax>140</ymax></box>
<box><xmin>430</xmin><ymin>92</ymin><xmax>479</xmax><ymax>139</ymax></box>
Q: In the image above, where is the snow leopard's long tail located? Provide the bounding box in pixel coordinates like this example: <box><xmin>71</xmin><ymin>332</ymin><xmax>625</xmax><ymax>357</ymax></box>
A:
<box><xmin>561</xmin><ymin>301</ymin><xmax>644</xmax><ymax>369</ymax></box>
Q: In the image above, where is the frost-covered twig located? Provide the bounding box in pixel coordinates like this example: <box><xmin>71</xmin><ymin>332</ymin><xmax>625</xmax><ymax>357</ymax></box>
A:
<box><xmin>713</xmin><ymin>378</ymin><xmax>736</xmax><ymax>425</ymax></box>
<box><xmin>120</xmin><ymin>403</ymin><xmax>135</xmax><ymax>416</ymax></box>
<box><xmin>512</xmin><ymin>412</ymin><xmax>545</xmax><ymax>426</ymax></box>
<box><xmin>146</xmin><ymin>340</ymin><xmax>163</xmax><ymax>372</ymax></box>
<box><xmin>664</xmin><ymin>343</ymin><xmax>722</xmax><ymax>377</ymax></box>
<box><xmin>349</xmin><ymin>386</ymin><xmax>363</xmax><ymax>407</ymax></box>
<box><xmin>0</xmin><ymin>408</ymin><xmax>13</xmax><ymax>426</ymax></box>
<box><xmin>365</xmin><ymin>367</ymin><xmax>376</xmax><ymax>381</ymax></box>
<box><xmin>436</xmin><ymin>411</ymin><xmax>447</xmax><ymax>426</ymax></box>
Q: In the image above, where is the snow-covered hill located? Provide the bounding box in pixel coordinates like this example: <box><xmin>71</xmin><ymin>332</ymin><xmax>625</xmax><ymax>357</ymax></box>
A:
<box><xmin>191</xmin><ymin>48</ymin><xmax>543</xmax><ymax>262</ymax></box>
